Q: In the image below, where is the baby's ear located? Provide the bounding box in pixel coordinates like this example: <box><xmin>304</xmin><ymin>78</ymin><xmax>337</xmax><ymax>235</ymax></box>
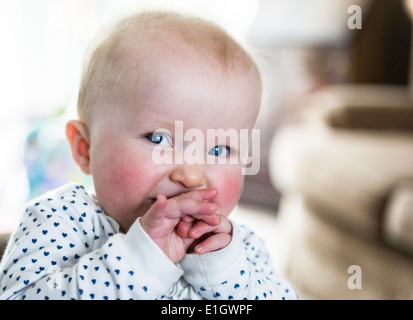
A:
<box><xmin>66</xmin><ymin>120</ymin><xmax>91</xmax><ymax>175</ymax></box>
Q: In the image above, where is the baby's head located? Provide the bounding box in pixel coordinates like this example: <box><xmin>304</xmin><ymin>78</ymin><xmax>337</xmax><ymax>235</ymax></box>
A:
<box><xmin>66</xmin><ymin>11</ymin><xmax>262</xmax><ymax>231</ymax></box>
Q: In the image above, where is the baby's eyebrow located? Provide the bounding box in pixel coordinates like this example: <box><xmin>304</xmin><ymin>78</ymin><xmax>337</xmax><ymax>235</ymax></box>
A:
<box><xmin>143</xmin><ymin>121</ymin><xmax>176</xmax><ymax>135</ymax></box>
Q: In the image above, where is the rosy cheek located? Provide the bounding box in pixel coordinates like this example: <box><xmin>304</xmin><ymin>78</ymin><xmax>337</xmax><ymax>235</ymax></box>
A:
<box><xmin>113</xmin><ymin>162</ymin><xmax>158</xmax><ymax>203</ymax></box>
<box><xmin>215</xmin><ymin>174</ymin><xmax>243</xmax><ymax>217</ymax></box>
<box><xmin>91</xmin><ymin>141</ymin><xmax>154</xmax><ymax>208</ymax></box>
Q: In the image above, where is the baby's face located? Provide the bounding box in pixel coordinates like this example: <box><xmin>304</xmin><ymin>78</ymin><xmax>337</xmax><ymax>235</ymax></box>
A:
<box><xmin>87</xmin><ymin>42</ymin><xmax>261</xmax><ymax>232</ymax></box>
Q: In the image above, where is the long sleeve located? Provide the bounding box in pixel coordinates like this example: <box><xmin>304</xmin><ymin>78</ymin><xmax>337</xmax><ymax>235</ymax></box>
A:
<box><xmin>179</xmin><ymin>222</ymin><xmax>298</xmax><ymax>300</ymax></box>
<box><xmin>0</xmin><ymin>184</ymin><xmax>183</xmax><ymax>300</ymax></box>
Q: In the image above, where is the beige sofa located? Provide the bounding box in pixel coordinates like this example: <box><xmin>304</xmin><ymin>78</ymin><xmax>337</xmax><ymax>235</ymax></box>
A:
<box><xmin>269</xmin><ymin>84</ymin><xmax>413</xmax><ymax>299</ymax></box>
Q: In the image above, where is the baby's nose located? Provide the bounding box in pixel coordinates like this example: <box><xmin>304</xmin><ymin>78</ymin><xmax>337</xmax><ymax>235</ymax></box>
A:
<box><xmin>169</xmin><ymin>164</ymin><xmax>205</xmax><ymax>189</ymax></box>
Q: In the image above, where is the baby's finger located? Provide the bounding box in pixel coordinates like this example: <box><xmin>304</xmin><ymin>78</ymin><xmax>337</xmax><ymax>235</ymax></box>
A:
<box><xmin>176</xmin><ymin>220</ymin><xmax>192</xmax><ymax>238</ymax></box>
<box><xmin>194</xmin><ymin>232</ymin><xmax>232</xmax><ymax>255</ymax></box>
<box><xmin>196</xmin><ymin>213</ymin><xmax>221</xmax><ymax>227</ymax></box>
<box><xmin>140</xmin><ymin>195</ymin><xmax>168</xmax><ymax>231</ymax></box>
<box><xmin>188</xmin><ymin>216</ymin><xmax>232</xmax><ymax>239</ymax></box>
<box><xmin>177</xmin><ymin>198</ymin><xmax>218</xmax><ymax>217</ymax></box>
<box><xmin>179</xmin><ymin>188</ymin><xmax>218</xmax><ymax>202</ymax></box>
<box><xmin>182</xmin><ymin>215</ymin><xmax>195</xmax><ymax>223</ymax></box>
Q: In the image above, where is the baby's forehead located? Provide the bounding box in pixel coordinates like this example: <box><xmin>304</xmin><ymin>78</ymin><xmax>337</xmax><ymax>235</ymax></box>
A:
<box><xmin>109</xmin><ymin>31</ymin><xmax>258</xmax><ymax>98</ymax></box>
<box><xmin>109</xmin><ymin>15</ymin><xmax>255</xmax><ymax>74</ymax></box>
<box><xmin>79</xmin><ymin>12</ymin><xmax>261</xmax><ymax>125</ymax></box>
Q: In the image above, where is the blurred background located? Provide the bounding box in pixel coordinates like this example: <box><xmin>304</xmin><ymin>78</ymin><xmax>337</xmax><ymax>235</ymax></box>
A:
<box><xmin>1</xmin><ymin>0</ymin><xmax>413</xmax><ymax>299</ymax></box>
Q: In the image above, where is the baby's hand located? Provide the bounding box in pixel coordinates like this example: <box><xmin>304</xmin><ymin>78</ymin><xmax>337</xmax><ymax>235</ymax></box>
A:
<box><xmin>140</xmin><ymin>189</ymin><xmax>220</xmax><ymax>264</ymax></box>
<box><xmin>177</xmin><ymin>213</ymin><xmax>233</xmax><ymax>255</ymax></box>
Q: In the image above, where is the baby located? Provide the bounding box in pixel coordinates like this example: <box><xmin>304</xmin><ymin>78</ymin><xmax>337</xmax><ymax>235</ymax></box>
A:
<box><xmin>0</xmin><ymin>11</ymin><xmax>297</xmax><ymax>300</ymax></box>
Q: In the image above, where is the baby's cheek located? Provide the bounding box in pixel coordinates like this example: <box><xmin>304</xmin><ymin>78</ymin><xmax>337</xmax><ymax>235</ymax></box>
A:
<box><xmin>215</xmin><ymin>174</ymin><xmax>243</xmax><ymax>217</ymax></box>
<box><xmin>92</xmin><ymin>149</ymin><xmax>153</xmax><ymax>209</ymax></box>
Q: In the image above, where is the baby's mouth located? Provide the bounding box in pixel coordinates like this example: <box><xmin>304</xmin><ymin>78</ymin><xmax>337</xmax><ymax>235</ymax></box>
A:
<box><xmin>149</xmin><ymin>192</ymin><xmax>183</xmax><ymax>203</ymax></box>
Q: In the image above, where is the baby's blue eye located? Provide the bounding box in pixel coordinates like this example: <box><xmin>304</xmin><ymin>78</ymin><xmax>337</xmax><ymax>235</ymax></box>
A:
<box><xmin>145</xmin><ymin>133</ymin><xmax>171</xmax><ymax>146</ymax></box>
<box><xmin>209</xmin><ymin>145</ymin><xmax>230</xmax><ymax>157</ymax></box>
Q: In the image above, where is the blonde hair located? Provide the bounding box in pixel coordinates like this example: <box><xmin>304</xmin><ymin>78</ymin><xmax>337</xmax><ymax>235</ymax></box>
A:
<box><xmin>77</xmin><ymin>11</ymin><xmax>259</xmax><ymax>123</ymax></box>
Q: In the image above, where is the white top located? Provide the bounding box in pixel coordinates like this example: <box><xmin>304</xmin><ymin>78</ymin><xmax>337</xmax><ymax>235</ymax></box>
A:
<box><xmin>0</xmin><ymin>184</ymin><xmax>297</xmax><ymax>300</ymax></box>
